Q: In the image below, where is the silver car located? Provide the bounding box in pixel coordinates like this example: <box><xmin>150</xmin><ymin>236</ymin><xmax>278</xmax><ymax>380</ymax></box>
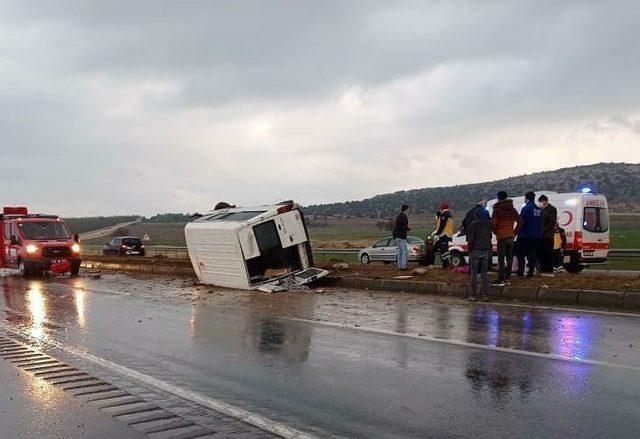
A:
<box><xmin>358</xmin><ymin>236</ymin><xmax>427</xmax><ymax>264</ymax></box>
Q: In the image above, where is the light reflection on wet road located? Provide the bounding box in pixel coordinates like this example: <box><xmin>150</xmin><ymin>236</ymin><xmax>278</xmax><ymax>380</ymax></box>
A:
<box><xmin>1</xmin><ymin>273</ymin><xmax>639</xmax><ymax>438</ymax></box>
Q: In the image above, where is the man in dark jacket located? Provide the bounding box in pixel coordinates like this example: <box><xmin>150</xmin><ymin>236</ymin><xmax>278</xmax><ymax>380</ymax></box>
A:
<box><xmin>538</xmin><ymin>194</ymin><xmax>558</xmax><ymax>274</ymax></box>
<box><xmin>516</xmin><ymin>191</ymin><xmax>542</xmax><ymax>278</ymax></box>
<box><xmin>467</xmin><ymin>207</ymin><xmax>493</xmax><ymax>300</ymax></box>
<box><xmin>461</xmin><ymin>198</ymin><xmax>490</xmax><ymax>235</ymax></box>
<box><xmin>392</xmin><ymin>205</ymin><xmax>410</xmax><ymax>270</ymax></box>
<box><xmin>491</xmin><ymin>191</ymin><xmax>522</xmax><ymax>285</ymax></box>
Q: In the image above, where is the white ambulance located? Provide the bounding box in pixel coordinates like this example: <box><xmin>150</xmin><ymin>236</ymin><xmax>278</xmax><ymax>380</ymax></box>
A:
<box><xmin>447</xmin><ymin>190</ymin><xmax>610</xmax><ymax>273</ymax></box>
<box><xmin>184</xmin><ymin>201</ymin><xmax>328</xmax><ymax>290</ymax></box>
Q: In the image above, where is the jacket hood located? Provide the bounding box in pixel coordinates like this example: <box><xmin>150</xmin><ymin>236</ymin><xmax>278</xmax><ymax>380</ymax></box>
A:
<box><xmin>493</xmin><ymin>199</ymin><xmax>514</xmax><ymax>209</ymax></box>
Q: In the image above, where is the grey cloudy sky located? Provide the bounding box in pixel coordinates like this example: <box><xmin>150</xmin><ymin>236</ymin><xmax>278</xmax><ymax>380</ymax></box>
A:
<box><xmin>1</xmin><ymin>1</ymin><xmax>640</xmax><ymax>216</ymax></box>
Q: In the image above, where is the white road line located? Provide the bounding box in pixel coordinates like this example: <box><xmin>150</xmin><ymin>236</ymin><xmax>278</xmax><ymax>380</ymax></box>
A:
<box><xmin>280</xmin><ymin>317</ymin><xmax>640</xmax><ymax>372</ymax></box>
<box><xmin>481</xmin><ymin>300</ymin><xmax>640</xmax><ymax>318</ymax></box>
<box><xmin>0</xmin><ymin>322</ymin><xmax>321</xmax><ymax>439</ymax></box>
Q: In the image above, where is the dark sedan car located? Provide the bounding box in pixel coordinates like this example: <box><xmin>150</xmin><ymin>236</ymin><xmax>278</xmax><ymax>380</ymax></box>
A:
<box><xmin>102</xmin><ymin>236</ymin><xmax>146</xmax><ymax>256</ymax></box>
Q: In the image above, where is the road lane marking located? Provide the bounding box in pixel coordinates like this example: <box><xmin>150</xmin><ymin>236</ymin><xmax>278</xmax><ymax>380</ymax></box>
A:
<box><xmin>50</xmin><ymin>279</ymin><xmax>640</xmax><ymax>318</ymax></box>
<box><xmin>480</xmin><ymin>300</ymin><xmax>640</xmax><ymax>318</ymax></box>
<box><xmin>280</xmin><ymin>317</ymin><xmax>640</xmax><ymax>372</ymax></box>
<box><xmin>0</xmin><ymin>320</ymin><xmax>323</xmax><ymax>439</ymax></box>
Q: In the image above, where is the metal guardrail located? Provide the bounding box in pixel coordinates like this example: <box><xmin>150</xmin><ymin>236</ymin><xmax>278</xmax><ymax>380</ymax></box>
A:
<box><xmin>315</xmin><ymin>248</ymin><xmax>640</xmax><ymax>257</ymax></box>
<box><xmin>80</xmin><ymin>245</ymin><xmax>640</xmax><ymax>258</ymax></box>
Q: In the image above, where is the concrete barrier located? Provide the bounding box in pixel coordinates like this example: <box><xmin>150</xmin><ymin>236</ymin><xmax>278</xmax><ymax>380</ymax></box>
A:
<box><xmin>538</xmin><ymin>288</ymin><xmax>579</xmax><ymax>304</ymax></box>
<box><xmin>578</xmin><ymin>290</ymin><xmax>624</xmax><ymax>308</ymax></box>
<box><xmin>81</xmin><ymin>258</ymin><xmax>639</xmax><ymax>312</ymax></box>
<box><xmin>81</xmin><ymin>259</ymin><xmax>195</xmax><ymax>276</ymax></box>
<box><xmin>501</xmin><ymin>286</ymin><xmax>539</xmax><ymax>302</ymax></box>
<box><xmin>623</xmin><ymin>292</ymin><xmax>640</xmax><ymax>310</ymax></box>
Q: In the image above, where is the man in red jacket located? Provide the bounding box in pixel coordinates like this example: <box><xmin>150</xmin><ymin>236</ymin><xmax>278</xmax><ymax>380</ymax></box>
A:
<box><xmin>491</xmin><ymin>191</ymin><xmax>522</xmax><ymax>285</ymax></box>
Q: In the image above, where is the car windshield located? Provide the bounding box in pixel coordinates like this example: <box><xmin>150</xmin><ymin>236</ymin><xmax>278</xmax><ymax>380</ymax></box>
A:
<box><xmin>122</xmin><ymin>238</ymin><xmax>141</xmax><ymax>246</ymax></box>
<box><xmin>18</xmin><ymin>221</ymin><xmax>70</xmax><ymax>240</ymax></box>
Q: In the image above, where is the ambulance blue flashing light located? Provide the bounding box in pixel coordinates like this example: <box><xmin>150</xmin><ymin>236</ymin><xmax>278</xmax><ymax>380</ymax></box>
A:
<box><xmin>580</xmin><ymin>186</ymin><xmax>593</xmax><ymax>194</ymax></box>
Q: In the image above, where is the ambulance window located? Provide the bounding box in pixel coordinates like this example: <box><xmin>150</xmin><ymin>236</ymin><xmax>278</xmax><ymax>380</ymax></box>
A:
<box><xmin>583</xmin><ymin>207</ymin><xmax>609</xmax><ymax>233</ymax></box>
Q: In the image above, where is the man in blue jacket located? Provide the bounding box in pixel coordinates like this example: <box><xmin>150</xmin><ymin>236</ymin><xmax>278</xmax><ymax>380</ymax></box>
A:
<box><xmin>516</xmin><ymin>191</ymin><xmax>542</xmax><ymax>278</ymax></box>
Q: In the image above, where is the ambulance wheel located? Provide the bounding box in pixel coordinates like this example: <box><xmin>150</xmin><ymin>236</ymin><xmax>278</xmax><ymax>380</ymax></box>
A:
<box><xmin>564</xmin><ymin>263</ymin><xmax>584</xmax><ymax>274</ymax></box>
<box><xmin>449</xmin><ymin>250</ymin><xmax>465</xmax><ymax>268</ymax></box>
<box><xmin>360</xmin><ymin>253</ymin><xmax>371</xmax><ymax>264</ymax></box>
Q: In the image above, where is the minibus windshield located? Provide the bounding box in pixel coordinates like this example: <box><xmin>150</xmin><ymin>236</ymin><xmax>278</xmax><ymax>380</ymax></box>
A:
<box><xmin>18</xmin><ymin>221</ymin><xmax>70</xmax><ymax>240</ymax></box>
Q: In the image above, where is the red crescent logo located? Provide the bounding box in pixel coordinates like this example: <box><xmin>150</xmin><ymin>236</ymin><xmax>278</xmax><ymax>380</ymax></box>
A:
<box><xmin>561</xmin><ymin>210</ymin><xmax>573</xmax><ymax>227</ymax></box>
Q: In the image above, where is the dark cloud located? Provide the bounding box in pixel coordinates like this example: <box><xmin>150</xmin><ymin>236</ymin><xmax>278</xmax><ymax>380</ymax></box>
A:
<box><xmin>1</xmin><ymin>1</ymin><xmax>639</xmax><ymax>215</ymax></box>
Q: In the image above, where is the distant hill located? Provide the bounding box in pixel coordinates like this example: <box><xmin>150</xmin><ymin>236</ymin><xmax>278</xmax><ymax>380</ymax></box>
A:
<box><xmin>308</xmin><ymin>162</ymin><xmax>640</xmax><ymax>218</ymax></box>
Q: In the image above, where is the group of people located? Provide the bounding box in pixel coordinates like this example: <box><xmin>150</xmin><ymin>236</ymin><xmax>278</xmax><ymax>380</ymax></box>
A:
<box><xmin>392</xmin><ymin>191</ymin><xmax>567</xmax><ymax>301</ymax></box>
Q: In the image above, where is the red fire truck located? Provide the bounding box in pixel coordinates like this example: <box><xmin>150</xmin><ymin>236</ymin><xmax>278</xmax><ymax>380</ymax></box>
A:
<box><xmin>0</xmin><ymin>207</ymin><xmax>81</xmax><ymax>277</ymax></box>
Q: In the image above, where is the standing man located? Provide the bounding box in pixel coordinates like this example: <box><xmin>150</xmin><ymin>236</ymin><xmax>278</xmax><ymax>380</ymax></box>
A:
<box><xmin>538</xmin><ymin>194</ymin><xmax>558</xmax><ymax>275</ymax></box>
<box><xmin>516</xmin><ymin>191</ymin><xmax>542</xmax><ymax>278</ymax></box>
<box><xmin>461</xmin><ymin>198</ymin><xmax>490</xmax><ymax>235</ymax></box>
<box><xmin>467</xmin><ymin>206</ymin><xmax>493</xmax><ymax>301</ymax></box>
<box><xmin>393</xmin><ymin>205</ymin><xmax>410</xmax><ymax>271</ymax></box>
<box><xmin>491</xmin><ymin>191</ymin><xmax>522</xmax><ymax>286</ymax></box>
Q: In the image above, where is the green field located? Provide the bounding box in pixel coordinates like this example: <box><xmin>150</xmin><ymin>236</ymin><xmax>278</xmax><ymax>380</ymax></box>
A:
<box><xmin>609</xmin><ymin>215</ymin><xmax>640</xmax><ymax>249</ymax></box>
<box><xmin>83</xmin><ymin>221</ymin><xmax>188</xmax><ymax>246</ymax></box>
<box><xmin>81</xmin><ymin>214</ymin><xmax>640</xmax><ymax>249</ymax></box>
<box><xmin>80</xmin><ymin>214</ymin><xmax>640</xmax><ymax>269</ymax></box>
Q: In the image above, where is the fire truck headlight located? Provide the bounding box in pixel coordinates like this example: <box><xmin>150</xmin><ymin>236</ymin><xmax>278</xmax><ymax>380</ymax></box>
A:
<box><xmin>71</xmin><ymin>243</ymin><xmax>81</xmax><ymax>253</ymax></box>
<box><xmin>26</xmin><ymin>244</ymin><xmax>38</xmax><ymax>254</ymax></box>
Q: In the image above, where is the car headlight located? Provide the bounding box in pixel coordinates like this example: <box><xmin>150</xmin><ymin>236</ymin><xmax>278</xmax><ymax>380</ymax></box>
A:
<box><xmin>71</xmin><ymin>243</ymin><xmax>81</xmax><ymax>253</ymax></box>
<box><xmin>26</xmin><ymin>244</ymin><xmax>38</xmax><ymax>254</ymax></box>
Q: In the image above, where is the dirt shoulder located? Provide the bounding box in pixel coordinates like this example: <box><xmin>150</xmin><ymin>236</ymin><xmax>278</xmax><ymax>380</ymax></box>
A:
<box><xmin>316</xmin><ymin>261</ymin><xmax>640</xmax><ymax>293</ymax></box>
<box><xmin>82</xmin><ymin>255</ymin><xmax>640</xmax><ymax>294</ymax></box>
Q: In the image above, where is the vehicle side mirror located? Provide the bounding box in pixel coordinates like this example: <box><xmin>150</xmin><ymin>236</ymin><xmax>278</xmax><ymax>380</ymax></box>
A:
<box><xmin>10</xmin><ymin>236</ymin><xmax>19</xmax><ymax>245</ymax></box>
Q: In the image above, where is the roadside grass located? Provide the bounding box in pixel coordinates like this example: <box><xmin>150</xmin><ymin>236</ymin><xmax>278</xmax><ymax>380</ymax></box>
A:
<box><xmin>609</xmin><ymin>214</ymin><xmax>640</xmax><ymax>249</ymax></box>
<box><xmin>79</xmin><ymin>214</ymin><xmax>640</xmax><ymax>270</ymax></box>
<box><xmin>83</xmin><ymin>221</ymin><xmax>187</xmax><ymax>246</ymax></box>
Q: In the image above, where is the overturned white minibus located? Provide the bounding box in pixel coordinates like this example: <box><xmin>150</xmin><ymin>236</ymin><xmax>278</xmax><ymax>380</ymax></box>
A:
<box><xmin>185</xmin><ymin>201</ymin><xmax>328</xmax><ymax>290</ymax></box>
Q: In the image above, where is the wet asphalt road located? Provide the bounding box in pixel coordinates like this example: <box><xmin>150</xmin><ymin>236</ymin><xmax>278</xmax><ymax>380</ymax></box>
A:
<box><xmin>1</xmin><ymin>272</ymin><xmax>639</xmax><ymax>438</ymax></box>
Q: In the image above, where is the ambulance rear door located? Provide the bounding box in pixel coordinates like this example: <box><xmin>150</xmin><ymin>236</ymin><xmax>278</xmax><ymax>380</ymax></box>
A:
<box><xmin>580</xmin><ymin>195</ymin><xmax>610</xmax><ymax>260</ymax></box>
